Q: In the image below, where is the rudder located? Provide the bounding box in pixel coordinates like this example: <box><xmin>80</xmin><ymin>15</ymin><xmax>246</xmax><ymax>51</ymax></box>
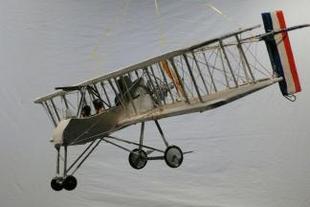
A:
<box><xmin>262</xmin><ymin>10</ymin><xmax>301</xmax><ymax>96</ymax></box>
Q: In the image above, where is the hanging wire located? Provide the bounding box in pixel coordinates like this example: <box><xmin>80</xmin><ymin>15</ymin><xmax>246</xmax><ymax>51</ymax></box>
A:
<box><xmin>154</xmin><ymin>0</ymin><xmax>166</xmax><ymax>50</ymax></box>
<box><xmin>205</xmin><ymin>2</ymin><xmax>243</xmax><ymax>29</ymax></box>
<box><xmin>90</xmin><ymin>0</ymin><xmax>131</xmax><ymax>70</ymax></box>
<box><xmin>204</xmin><ymin>1</ymin><xmax>259</xmax><ymax>40</ymax></box>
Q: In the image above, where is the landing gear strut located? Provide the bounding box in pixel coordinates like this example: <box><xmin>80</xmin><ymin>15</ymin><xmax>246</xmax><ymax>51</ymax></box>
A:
<box><xmin>50</xmin><ymin>140</ymin><xmax>102</xmax><ymax>191</ymax></box>
<box><xmin>51</xmin><ymin>145</ymin><xmax>78</xmax><ymax>191</ymax></box>
<box><xmin>122</xmin><ymin>120</ymin><xmax>185</xmax><ymax>169</ymax></box>
<box><xmin>50</xmin><ymin>120</ymin><xmax>189</xmax><ymax>191</ymax></box>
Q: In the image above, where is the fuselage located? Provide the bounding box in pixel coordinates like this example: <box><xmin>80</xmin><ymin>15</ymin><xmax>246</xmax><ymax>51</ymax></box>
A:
<box><xmin>52</xmin><ymin>77</ymin><xmax>281</xmax><ymax>146</ymax></box>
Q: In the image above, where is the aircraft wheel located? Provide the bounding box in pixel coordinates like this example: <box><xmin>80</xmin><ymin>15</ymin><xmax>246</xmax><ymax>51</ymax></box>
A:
<box><xmin>51</xmin><ymin>177</ymin><xmax>63</xmax><ymax>191</ymax></box>
<box><xmin>128</xmin><ymin>148</ymin><xmax>147</xmax><ymax>170</ymax></box>
<box><xmin>63</xmin><ymin>175</ymin><xmax>78</xmax><ymax>191</ymax></box>
<box><xmin>164</xmin><ymin>145</ymin><xmax>183</xmax><ymax>168</ymax></box>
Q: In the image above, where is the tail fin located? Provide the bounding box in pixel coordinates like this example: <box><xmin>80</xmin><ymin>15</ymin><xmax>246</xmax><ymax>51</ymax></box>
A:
<box><xmin>262</xmin><ymin>10</ymin><xmax>301</xmax><ymax>96</ymax></box>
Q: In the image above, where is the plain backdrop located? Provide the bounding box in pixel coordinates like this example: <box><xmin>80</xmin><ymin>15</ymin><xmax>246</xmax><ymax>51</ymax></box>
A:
<box><xmin>1</xmin><ymin>1</ymin><xmax>310</xmax><ymax>207</ymax></box>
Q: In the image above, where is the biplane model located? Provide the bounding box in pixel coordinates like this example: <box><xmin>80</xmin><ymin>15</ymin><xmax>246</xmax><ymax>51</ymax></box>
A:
<box><xmin>34</xmin><ymin>11</ymin><xmax>309</xmax><ymax>191</ymax></box>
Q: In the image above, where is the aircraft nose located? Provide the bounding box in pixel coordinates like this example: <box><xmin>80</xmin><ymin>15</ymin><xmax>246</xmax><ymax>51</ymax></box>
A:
<box><xmin>52</xmin><ymin>119</ymin><xmax>71</xmax><ymax>145</ymax></box>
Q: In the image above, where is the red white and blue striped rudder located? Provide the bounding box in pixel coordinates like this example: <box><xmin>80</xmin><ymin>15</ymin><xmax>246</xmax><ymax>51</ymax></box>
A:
<box><xmin>262</xmin><ymin>10</ymin><xmax>301</xmax><ymax>96</ymax></box>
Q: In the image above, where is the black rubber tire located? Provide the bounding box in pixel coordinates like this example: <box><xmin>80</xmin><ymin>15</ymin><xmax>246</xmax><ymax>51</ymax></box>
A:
<box><xmin>164</xmin><ymin>145</ymin><xmax>183</xmax><ymax>168</ymax></box>
<box><xmin>128</xmin><ymin>148</ymin><xmax>147</xmax><ymax>170</ymax></box>
<box><xmin>63</xmin><ymin>175</ymin><xmax>78</xmax><ymax>191</ymax></box>
<box><xmin>51</xmin><ymin>177</ymin><xmax>63</xmax><ymax>191</ymax></box>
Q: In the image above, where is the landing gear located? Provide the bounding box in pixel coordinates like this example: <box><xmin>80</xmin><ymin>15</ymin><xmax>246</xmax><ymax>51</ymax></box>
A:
<box><xmin>164</xmin><ymin>145</ymin><xmax>183</xmax><ymax>168</ymax></box>
<box><xmin>124</xmin><ymin>121</ymin><xmax>185</xmax><ymax>169</ymax></box>
<box><xmin>50</xmin><ymin>120</ymin><xmax>189</xmax><ymax>191</ymax></box>
<box><xmin>51</xmin><ymin>177</ymin><xmax>63</xmax><ymax>191</ymax></box>
<box><xmin>50</xmin><ymin>175</ymin><xmax>77</xmax><ymax>191</ymax></box>
<box><xmin>155</xmin><ymin>120</ymin><xmax>184</xmax><ymax>168</ymax></box>
<box><xmin>51</xmin><ymin>146</ymin><xmax>65</xmax><ymax>191</ymax></box>
<box><xmin>63</xmin><ymin>175</ymin><xmax>77</xmax><ymax>191</ymax></box>
<box><xmin>51</xmin><ymin>143</ymin><xmax>90</xmax><ymax>191</ymax></box>
<box><xmin>128</xmin><ymin>149</ymin><xmax>148</xmax><ymax>169</ymax></box>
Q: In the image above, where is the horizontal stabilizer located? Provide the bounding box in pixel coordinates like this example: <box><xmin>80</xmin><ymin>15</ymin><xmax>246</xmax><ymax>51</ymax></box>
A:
<box><xmin>257</xmin><ymin>24</ymin><xmax>310</xmax><ymax>41</ymax></box>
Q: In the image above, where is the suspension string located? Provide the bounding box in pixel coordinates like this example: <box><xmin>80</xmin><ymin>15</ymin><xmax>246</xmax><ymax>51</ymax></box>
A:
<box><xmin>205</xmin><ymin>2</ymin><xmax>243</xmax><ymax>29</ymax></box>
<box><xmin>154</xmin><ymin>0</ymin><xmax>166</xmax><ymax>49</ymax></box>
<box><xmin>205</xmin><ymin>1</ymin><xmax>259</xmax><ymax>41</ymax></box>
<box><xmin>90</xmin><ymin>0</ymin><xmax>130</xmax><ymax>68</ymax></box>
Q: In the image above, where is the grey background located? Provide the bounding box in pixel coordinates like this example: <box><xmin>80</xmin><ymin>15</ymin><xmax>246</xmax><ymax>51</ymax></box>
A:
<box><xmin>1</xmin><ymin>0</ymin><xmax>310</xmax><ymax>206</ymax></box>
